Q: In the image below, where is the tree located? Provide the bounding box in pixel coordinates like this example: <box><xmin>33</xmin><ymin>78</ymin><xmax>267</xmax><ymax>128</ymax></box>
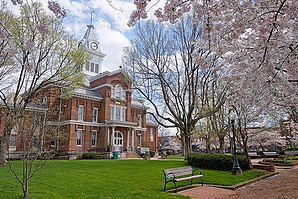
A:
<box><xmin>0</xmin><ymin>0</ymin><xmax>86</xmax><ymax>186</ymax></box>
<box><xmin>123</xmin><ymin>16</ymin><xmax>226</xmax><ymax>155</ymax></box>
<box><xmin>129</xmin><ymin>1</ymin><xmax>298</xmax><ymax>135</ymax></box>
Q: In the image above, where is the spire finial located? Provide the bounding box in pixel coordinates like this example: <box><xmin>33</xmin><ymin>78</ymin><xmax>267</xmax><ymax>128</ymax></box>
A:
<box><xmin>90</xmin><ymin>11</ymin><xmax>94</xmax><ymax>26</ymax></box>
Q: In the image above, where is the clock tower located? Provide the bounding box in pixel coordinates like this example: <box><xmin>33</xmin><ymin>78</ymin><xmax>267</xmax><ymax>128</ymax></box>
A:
<box><xmin>79</xmin><ymin>13</ymin><xmax>106</xmax><ymax>78</ymax></box>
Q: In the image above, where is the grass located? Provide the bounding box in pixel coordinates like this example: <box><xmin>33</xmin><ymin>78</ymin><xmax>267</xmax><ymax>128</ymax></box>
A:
<box><xmin>0</xmin><ymin>159</ymin><xmax>266</xmax><ymax>199</ymax></box>
<box><xmin>160</xmin><ymin>155</ymin><xmax>186</xmax><ymax>159</ymax></box>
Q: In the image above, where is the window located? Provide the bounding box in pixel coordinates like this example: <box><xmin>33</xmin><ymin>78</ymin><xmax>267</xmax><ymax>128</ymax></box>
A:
<box><xmin>91</xmin><ymin>62</ymin><xmax>95</xmax><ymax>72</ymax></box>
<box><xmin>111</xmin><ymin>85</ymin><xmax>126</xmax><ymax>100</ymax></box>
<box><xmin>122</xmin><ymin>90</ymin><xmax>126</xmax><ymax>100</ymax></box>
<box><xmin>85</xmin><ymin>61</ymin><xmax>90</xmax><ymax>71</ymax></box>
<box><xmin>95</xmin><ymin>64</ymin><xmax>99</xmax><ymax>73</ymax></box>
<box><xmin>116</xmin><ymin>107</ymin><xmax>121</xmax><ymax>121</ymax></box>
<box><xmin>110</xmin><ymin>106</ymin><xmax>114</xmax><ymax>120</ymax></box>
<box><xmin>78</xmin><ymin>106</ymin><xmax>84</xmax><ymax>121</ymax></box>
<box><xmin>138</xmin><ymin>134</ymin><xmax>142</xmax><ymax>147</ymax></box>
<box><xmin>42</xmin><ymin>96</ymin><xmax>47</xmax><ymax>108</ymax></box>
<box><xmin>138</xmin><ymin>114</ymin><xmax>142</xmax><ymax>127</ymax></box>
<box><xmin>91</xmin><ymin>131</ymin><xmax>97</xmax><ymax>147</ymax></box>
<box><xmin>92</xmin><ymin>108</ymin><xmax>98</xmax><ymax>123</ymax></box>
<box><xmin>111</xmin><ymin>87</ymin><xmax>115</xmax><ymax>98</ymax></box>
<box><xmin>150</xmin><ymin>128</ymin><xmax>154</xmax><ymax>142</ymax></box>
<box><xmin>110</xmin><ymin>105</ymin><xmax>126</xmax><ymax>121</ymax></box>
<box><xmin>10</xmin><ymin>134</ymin><xmax>17</xmax><ymax>147</ymax></box>
<box><xmin>115</xmin><ymin>84</ymin><xmax>122</xmax><ymax>99</ymax></box>
<box><xmin>121</xmin><ymin>109</ymin><xmax>126</xmax><ymax>121</ymax></box>
<box><xmin>76</xmin><ymin>129</ymin><xmax>82</xmax><ymax>146</ymax></box>
<box><xmin>113</xmin><ymin>131</ymin><xmax>123</xmax><ymax>146</ymax></box>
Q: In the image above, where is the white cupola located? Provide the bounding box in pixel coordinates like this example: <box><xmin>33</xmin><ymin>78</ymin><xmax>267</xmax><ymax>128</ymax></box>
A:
<box><xmin>79</xmin><ymin>12</ymin><xmax>106</xmax><ymax>79</ymax></box>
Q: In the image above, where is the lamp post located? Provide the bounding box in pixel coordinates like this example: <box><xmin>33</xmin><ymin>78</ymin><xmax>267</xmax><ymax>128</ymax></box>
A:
<box><xmin>231</xmin><ymin>116</ymin><xmax>242</xmax><ymax>175</ymax></box>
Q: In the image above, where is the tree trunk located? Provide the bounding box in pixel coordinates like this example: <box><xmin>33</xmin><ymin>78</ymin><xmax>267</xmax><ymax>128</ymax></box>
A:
<box><xmin>183</xmin><ymin>135</ymin><xmax>192</xmax><ymax>156</ymax></box>
<box><xmin>0</xmin><ymin>135</ymin><xmax>7</xmax><ymax>164</ymax></box>
<box><xmin>243</xmin><ymin>144</ymin><xmax>253</xmax><ymax>169</ymax></box>
<box><xmin>218</xmin><ymin>137</ymin><xmax>225</xmax><ymax>154</ymax></box>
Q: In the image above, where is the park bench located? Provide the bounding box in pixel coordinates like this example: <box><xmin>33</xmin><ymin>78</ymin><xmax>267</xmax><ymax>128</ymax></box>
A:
<box><xmin>248</xmin><ymin>152</ymin><xmax>261</xmax><ymax>158</ymax></box>
<box><xmin>284</xmin><ymin>151</ymin><xmax>298</xmax><ymax>156</ymax></box>
<box><xmin>263</xmin><ymin>152</ymin><xmax>278</xmax><ymax>158</ymax></box>
<box><xmin>163</xmin><ymin>166</ymin><xmax>203</xmax><ymax>192</ymax></box>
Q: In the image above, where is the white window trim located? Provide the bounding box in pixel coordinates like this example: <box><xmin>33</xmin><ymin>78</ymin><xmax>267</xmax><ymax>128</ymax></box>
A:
<box><xmin>110</xmin><ymin>105</ymin><xmax>127</xmax><ymax>121</ymax></box>
<box><xmin>92</xmin><ymin>108</ymin><xmax>98</xmax><ymax>123</ymax></box>
<box><xmin>111</xmin><ymin>84</ymin><xmax>126</xmax><ymax>100</ymax></box>
<box><xmin>76</xmin><ymin>129</ymin><xmax>83</xmax><ymax>146</ymax></box>
<box><xmin>91</xmin><ymin>130</ymin><xmax>97</xmax><ymax>147</ymax></box>
<box><xmin>138</xmin><ymin>114</ymin><xmax>142</xmax><ymax>127</ymax></box>
<box><xmin>78</xmin><ymin>105</ymin><xmax>84</xmax><ymax>121</ymax></box>
<box><xmin>150</xmin><ymin>128</ymin><xmax>154</xmax><ymax>142</ymax></box>
<box><xmin>113</xmin><ymin>131</ymin><xmax>123</xmax><ymax>146</ymax></box>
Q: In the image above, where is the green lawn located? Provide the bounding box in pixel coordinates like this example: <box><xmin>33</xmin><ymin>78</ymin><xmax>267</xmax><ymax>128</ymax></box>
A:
<box><xmin>0</xmin><ymin>160</ymin><xmax>266</xmax><ymax>199</ymax></box>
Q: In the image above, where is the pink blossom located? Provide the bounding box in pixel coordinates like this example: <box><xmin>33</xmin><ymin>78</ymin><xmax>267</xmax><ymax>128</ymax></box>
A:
<box><xmin>48</xmin><ymin>0</ymin><xmax>67</xmax><ymax>19</ymax></box>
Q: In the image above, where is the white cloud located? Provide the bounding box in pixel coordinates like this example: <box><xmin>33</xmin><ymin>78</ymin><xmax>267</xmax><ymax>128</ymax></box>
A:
<box><xmin>93</xmin><ymin>19</ymin><xmax>130</xmax><ymax>71</ymax></box>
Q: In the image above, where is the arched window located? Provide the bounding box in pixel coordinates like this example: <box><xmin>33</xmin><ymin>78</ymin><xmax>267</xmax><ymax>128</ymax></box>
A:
<box><xmin>115</xmin><ymin>84</ymin><xmax>122</xmax><ymax>99</ymax></box>
<box><xmin>114</xmin><ymin>131</ymin><xmax>123</xmax><ymax>146</ymax></box>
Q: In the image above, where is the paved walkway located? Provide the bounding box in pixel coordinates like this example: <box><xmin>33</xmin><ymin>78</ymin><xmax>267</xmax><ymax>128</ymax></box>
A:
<box><xmin>179</xmin><ymin>165</ymin><xmax>298</xmax><ymax>199</ymax></box>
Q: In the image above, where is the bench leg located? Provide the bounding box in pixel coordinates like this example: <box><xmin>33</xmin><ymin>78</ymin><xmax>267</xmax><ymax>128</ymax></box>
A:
<box><xmin>164</xmin><ymin>181</ymin><xmax>177</xmax><ymax>193</ymax></box>
<box><xmin>174</xmin><ymin>182</ymin><xmax>177</xmax><ymax>193</ymax></box>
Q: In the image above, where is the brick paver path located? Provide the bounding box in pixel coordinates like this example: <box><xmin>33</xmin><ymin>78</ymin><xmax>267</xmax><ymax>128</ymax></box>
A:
<box><xmin>179</xmin><ymin>165</ymin><xmax>298</xmax><ymax>199</ymax></box>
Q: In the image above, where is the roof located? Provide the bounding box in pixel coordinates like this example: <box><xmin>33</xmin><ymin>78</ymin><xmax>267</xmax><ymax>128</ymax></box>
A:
<box><xmin>88</xmin><ymin>69</ymin><xmax>132</xmax><ymax>83</ymax></box>
<box><xmin>83</xmin><ymin>25</ymin><xmax>97</xmax><ymax>41</ymax></box>
<box><xmin>73</xmin><ymin>86</ymin><xmax>102</xmax><ymax>101</ymax></box>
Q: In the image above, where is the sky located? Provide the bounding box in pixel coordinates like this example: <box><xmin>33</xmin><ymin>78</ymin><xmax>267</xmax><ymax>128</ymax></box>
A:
<box><xmin>5</xmin><ymin>0</ymin><xmax>166</xmax><ymax>71</ymax></box>
<box><xmin>58</xmin><ymin>0</ymin><xmax>167</xmax><ymax>72</ymax></box>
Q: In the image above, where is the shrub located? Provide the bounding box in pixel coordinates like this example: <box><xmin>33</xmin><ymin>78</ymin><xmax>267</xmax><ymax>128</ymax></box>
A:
<box><xmin>149</xmin><ymin>151</ymin><xmax>155</xmax><ymax>158</ymax></box>
<box><xmin>285</xmin><ymin>146</ymin><xmax>298</xmax><ymax>151</ymax></box>
<box><xmin>263</xmin><ymin>158</ymin><xmax>292</xmax><ymax>164</ymax></box>
<box><xmin>97</xmin><ymin>154</ymin><xmax>107</xmax><ymax>159</ymax></box>
<box><xmin>76</xmin><ymin>154</ymin><xmax>82</xmax><ymax>160</ymax></box>
<box><xmin>81</xmin><ymin>152</ymin><xmax>98</xmax><ymax>159</ymax></box>
<box><xmin>187</xmin><ymin>153</ymin><xmax>250</xmax><ymax>171</ymax></box>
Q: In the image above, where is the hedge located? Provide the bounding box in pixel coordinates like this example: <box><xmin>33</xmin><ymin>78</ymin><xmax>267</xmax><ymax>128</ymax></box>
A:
<box><xmin>80</xmin><ymin>152</ymin><xmax>107</xmax><ymax>159</ymax></box>
<box><xmin>285</xmin><ymin>146</ymin><xmax>298</xmax><ymax>151</ymax></box>
<box><xmin>187</xmin><ymin>153</ymin><xmax>250</xmax><ymax>171</ymax></box>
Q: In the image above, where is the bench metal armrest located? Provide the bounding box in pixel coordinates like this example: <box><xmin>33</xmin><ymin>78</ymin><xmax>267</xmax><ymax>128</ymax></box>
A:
<box><xmin>192</xmin><ymin>168</ymin><xmax>202</xmax><ymax>175</ymax></box>
<box><xmin>165</xmin><ymin>172</ymin><xmax>175</xmax><ymax>180</ymax></box>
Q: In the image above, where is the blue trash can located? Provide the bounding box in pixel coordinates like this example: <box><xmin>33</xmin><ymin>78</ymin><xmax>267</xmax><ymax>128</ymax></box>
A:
<box><xmin>113</xmin><ymin>152</ymin><xmax>118</xmax><ymax>160</ymax></box>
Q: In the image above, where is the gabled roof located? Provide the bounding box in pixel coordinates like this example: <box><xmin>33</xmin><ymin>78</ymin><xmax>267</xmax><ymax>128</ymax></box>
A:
<box><xmin>88</xmin><ymin>69</ymin><xmax>132</xmax><ymax>83</ymax></box>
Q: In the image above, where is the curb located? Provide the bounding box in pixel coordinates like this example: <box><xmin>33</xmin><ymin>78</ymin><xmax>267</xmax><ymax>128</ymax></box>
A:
<box><xmin>208</xmin><ymin>171</ymin><xmax>279</xmax><ymax>190</ymax></box>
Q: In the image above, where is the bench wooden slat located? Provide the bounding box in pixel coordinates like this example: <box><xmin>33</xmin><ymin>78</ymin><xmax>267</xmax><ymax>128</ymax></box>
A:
<box><xmin>175</xmin><ymin>175</ymin><xmax>203</xmax><ymax>182</ymax></box>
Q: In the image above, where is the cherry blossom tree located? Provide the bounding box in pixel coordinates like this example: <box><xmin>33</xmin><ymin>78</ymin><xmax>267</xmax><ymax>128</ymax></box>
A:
<box><xmin>0</xmin><ymin>2</ymin><xmax>86</xmax><ymax>164</ymax></box>
<box><xmin>129</xmin><ymin>0</ymin><xmax>298</xmax><ymax>127</ymax></box>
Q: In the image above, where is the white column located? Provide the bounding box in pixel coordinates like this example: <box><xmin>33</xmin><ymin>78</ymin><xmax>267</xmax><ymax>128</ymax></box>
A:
<box><xmin>111</xmin><ymin>126</ymin><xmax>115</xmax><ymax>146</ymax></box>
<box><xmin>127</xmin><ymin>129</ymin><xmax>130</xmax><ymax>150</ymax></box>
<box><xmin>107</xmin><ymin>127</ymin><xmax>110</xmax><ymax>144</ymax></box>
<box><xmin>131</xmin><ymin>129</ymin><xmax>135</xmax><ymax>151</ymax></box>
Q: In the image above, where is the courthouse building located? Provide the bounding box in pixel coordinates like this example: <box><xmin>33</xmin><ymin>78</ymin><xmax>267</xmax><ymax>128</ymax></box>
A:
<box><xmin>4</xmin><ymin>23</ymin><xmax>158</xmax><ymax>158</ymax></box>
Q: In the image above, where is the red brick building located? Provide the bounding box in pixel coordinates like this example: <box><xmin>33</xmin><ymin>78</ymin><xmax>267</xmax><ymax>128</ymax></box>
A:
<box><xmin>6</xmin><ymin>23</ymin><xmax>158</xmax><ymax>157</ymax></box>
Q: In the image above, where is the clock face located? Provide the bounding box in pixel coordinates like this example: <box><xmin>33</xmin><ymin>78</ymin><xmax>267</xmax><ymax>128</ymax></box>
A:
<box><xmin>90</xmin><ymin>42</ymin><xmax>98</xmax><ymax>50</ymax></box>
